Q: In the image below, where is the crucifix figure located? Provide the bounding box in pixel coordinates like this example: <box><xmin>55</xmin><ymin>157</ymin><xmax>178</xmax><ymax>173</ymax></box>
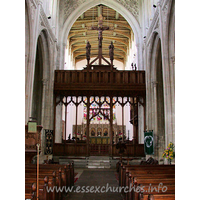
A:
<box><xmin>91</xmin><ymin>14</ymin><xmax>109</xmax><ymax>48</ymax></box>
<box><xmin>86</xmin><ymin>12</ymin><xmax>114</xmax><ymax>68</ymax></box>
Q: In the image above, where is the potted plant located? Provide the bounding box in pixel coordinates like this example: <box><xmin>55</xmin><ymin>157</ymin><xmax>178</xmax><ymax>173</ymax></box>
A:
<box><xmin>162</xmin><ymin>142</ymin><xmax>175</xmax><ymax>165</ymax></box>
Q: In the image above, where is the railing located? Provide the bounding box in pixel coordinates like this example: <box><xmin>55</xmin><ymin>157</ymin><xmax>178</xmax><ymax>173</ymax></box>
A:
<box><xmin>53</xmin><ymin>143</ymin><xmax>87</xmax><ymax>156</ymax></box>
<box><xmin>54</xmin><ymin>70</ymin><xmax>145</xmax><ymax>86</ymax></box>
<box><xmin>53</xmin><ymin>143</ymin><xmax>144</xmax><ymax>157</ymax></box>
<box><xmin>90</xmin><ymin>144</ymin><xmax>110</xmax><ymax>155</ymax></box>
<box><xmin>112</xmin><ymin>144</ymin><xmax>145</xmax><ymax>157</ymax></box>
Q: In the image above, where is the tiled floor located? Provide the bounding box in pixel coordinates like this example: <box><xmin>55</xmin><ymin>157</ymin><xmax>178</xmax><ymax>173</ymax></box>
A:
<box><xmin>65</xmin><ymin>169</ymin><xmax>123</xmax><ymax>200</ymax></box>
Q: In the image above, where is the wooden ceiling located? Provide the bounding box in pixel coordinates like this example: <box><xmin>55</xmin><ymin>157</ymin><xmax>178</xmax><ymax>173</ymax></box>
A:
<box><xmin>68</xmin><ymin>4</ymin><xmax>133</xmax><ymax>64</ymax></box>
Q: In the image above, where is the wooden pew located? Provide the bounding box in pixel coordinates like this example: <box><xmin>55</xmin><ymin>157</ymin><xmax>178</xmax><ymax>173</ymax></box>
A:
<box><xmin>138</xmin><ymin>185</ymin><xmax>175</xmax><ymax>200</ymax></box>
<box><xmin>118</xmin><ymin>163</ymin><xmax>175</xmax><ymax>200</ymax></box>
<box><xmin>25</xmin><ymin>183</ymin><xmax>36</xmax><ymax>200</ymax></box>
<box><xmin>127</xmin><ymin>173</ymin><xmax>175</xmax><ymax>200</ymax></box>
<box><xmin>119</xmin><ymin>163</ymin><xmax>175</xmax><ymax>188</ymax></box>
<box><xmin>147</xmin><ymin>194</ymin><xmax>175</xmax><ymax>200</ymax></box>
<box><xmin>25</xmin><ymin>163</ymin><xmax>74</xmax><ymax>200</ymax></box>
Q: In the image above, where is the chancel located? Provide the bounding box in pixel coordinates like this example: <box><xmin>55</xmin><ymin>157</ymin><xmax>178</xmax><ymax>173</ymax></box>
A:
<box><xmin>25</xmin><ymin>0</ymin><xmax>175</xmax><ymax>199</ymax></box>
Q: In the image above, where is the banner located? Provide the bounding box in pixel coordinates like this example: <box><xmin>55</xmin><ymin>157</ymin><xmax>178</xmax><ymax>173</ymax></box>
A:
<box><xmin>144</xmin><ymin>130</ymin><xmax>154</xmax><ymax>155</ymax></box>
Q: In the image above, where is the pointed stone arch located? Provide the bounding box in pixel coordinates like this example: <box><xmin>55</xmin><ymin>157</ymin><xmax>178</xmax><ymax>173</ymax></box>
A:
<box><xmin>31</xmin><ymin>34</ymin><xmax>44</xmax><ymax>126</ymax></box>
<box><xmin>31</xmin><ymin>29</ymin><xmax>52</xmax><ymax>126</ymax></box>
<box><xmin>58</xmin><ymin>0</ymin><xmax>142</xmax><ymax>70</ymax></box>
<box><xmin>31</xmin><ymin>29</ymin><xmax>54</xmax><ymax>157</ymax></box>
<box><xmin>146</xmin><ymin>32</ymin><xmax>165</xmax><ymax>160</ymax></box>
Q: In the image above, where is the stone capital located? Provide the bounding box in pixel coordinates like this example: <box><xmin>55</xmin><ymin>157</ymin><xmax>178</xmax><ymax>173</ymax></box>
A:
<box><xmin>42</xmin><ymin>79</ymin><xmax>48</xmax><ymax>86</ymax></box>
<box><xmin>152</xmin><ymin>81</ymin><xmax>158</xmax><ymax>87</ymax></box>
<box><xmin>171</xmin><ymin>56</ymin><xmax>175</xmax><ymax>64</ymax></box>
<box><xmin>157</xmin><ymin>1</ymin><xmax>162</xmax><ymax>7</ymax></box>
<box><xmin>38</xmin><ymin>0</ymin><xmax>43</xmax><ymax>6</ymax></box>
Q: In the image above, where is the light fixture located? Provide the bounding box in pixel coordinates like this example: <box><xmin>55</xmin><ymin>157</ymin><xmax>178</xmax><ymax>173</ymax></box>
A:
<box><xmin>153</xmin><ymin>4</ymin><xmax>156</xmax><ymax>8</ymax></box>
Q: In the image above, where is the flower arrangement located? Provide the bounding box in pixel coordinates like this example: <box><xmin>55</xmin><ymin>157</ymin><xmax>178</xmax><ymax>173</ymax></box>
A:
<box><xmin>162</xmin><ymin>142</ymin><xmax>175</xmax><ymax>163</ymax></box>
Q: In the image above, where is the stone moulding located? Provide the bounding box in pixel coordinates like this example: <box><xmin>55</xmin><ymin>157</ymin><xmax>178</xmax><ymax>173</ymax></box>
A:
<box><xmin>39</xmin><ymin>6</ymin><xmax>57</xmax><ymax>44</ymax></box>
<box><xmin>62</xmin><ymin>0</ymin><xmax>86</xmax><ymax>23</ymax></box>
<box><xmin>145</xmin><ymin>0</ymin><xmax>171</xmax><ymax>46</ymax></box>
<box><xmin>61</xmin><ymin>0</ymin><xmax>139</xmax><ymax>24</ymax></box>
<box><xmin>115</xmin><ymin>0</ymin><xmax>139</xmax><ymax>19</ymax></box>
<box><xmin>146</xmin><ymin>10</ymin><xmax>159</xmax><ymax>46</ymax></box>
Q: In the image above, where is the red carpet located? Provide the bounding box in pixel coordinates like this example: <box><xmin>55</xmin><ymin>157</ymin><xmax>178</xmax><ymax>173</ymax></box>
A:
<box><xmin>74</xmin><ymin>177</ymin><xmax>78</xmax><ymax>183</ymax></box>
<box><xmin>74</xmin><ymin>173</ymin><xmax>78</xmax><ymax>183</ymax></box>
<box><xmin>115</xmin><ymin>172</ymin><xmax>119</xmax><ymax>182</ymax></box>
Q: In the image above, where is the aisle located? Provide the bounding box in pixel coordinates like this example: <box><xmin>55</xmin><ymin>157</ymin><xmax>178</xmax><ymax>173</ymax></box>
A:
<box><xmin>66</xmin><ymin>169</ymin><xmax>123</xmax><ymax>200</ymax></box>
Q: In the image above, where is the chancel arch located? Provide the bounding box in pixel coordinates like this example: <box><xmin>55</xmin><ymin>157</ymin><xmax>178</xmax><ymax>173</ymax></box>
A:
<box><xmin>59</xmin><ymin>0</ymin><xmax>143</xmax><ymax>70</ymax></box>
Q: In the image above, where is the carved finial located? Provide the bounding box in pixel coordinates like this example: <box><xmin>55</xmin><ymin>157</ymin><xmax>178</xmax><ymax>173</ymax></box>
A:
<box><xmin>53</xmin><ymin>171</ymin><xmax>56</xmax><ymax>178</ymax></box>
<box><xmin>59</xmin><ymin>168</ymin><xmax>62</xmax><ymax>173</ymax></box>
<box><xmin>44</xmin><ymin>176</ymin><xmax>49</xmax><ymax>184</ymax></box>
<box><xmin>134</xmin><ymin>177</ymin><xmax>137</xmax><ymax>185</ymax></box>
<box><xmin>32</xmin><ymin>182</ymin><xmax>37</xmax><ymax>192</ymax></box>
<box><xmin>148</xmin><ymin>194</ymin><xmax>155</xmax><ymax>200</ymax></box>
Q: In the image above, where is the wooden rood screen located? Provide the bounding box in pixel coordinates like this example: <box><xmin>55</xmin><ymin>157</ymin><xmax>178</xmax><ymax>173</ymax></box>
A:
<box><xmin>53</xmin><ymin>68</ymin><xmax>146</xmax><ymax>157</ymax></box>
<box><xmin>54</xmin><ymin>70</ymin><xmax>145</xmax><ymax>96</ymax></box>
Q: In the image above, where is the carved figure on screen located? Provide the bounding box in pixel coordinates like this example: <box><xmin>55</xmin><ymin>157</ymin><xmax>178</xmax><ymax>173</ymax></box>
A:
<box><xmin>109</xmin><ymin>41</ymin><xmax>114</xmax><ymax>61</ymax></box>
<box><xmin>86</xmin><ymin>41</ymin><xmax>91</xmax><ymax>61</ymax></box>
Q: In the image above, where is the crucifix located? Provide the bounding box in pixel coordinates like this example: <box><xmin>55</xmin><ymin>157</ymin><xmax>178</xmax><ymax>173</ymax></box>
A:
<box><xmin>86</xmin><ymin>10</ymin><xmax>114</xmax><ymax>68</ymax></box>
<box><xmin>91</xmin><ymin>14</ymin><xmax>109</xmax><ymax>48</ymax></box>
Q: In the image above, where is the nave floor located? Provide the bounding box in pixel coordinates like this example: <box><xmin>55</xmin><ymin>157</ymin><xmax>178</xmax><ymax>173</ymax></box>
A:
<box><xmin>65</xmin><ymin>169</ymin><xmax>123</xmax><ymax>200</ymax></box>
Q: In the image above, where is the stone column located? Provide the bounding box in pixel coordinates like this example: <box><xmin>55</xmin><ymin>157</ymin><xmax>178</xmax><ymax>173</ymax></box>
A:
<box><xmin>40</xmin><ymin>78</ymin><xmax>48</xmax><ymax>154</ymax></box>
<box><xmin>170</xmin><ymin>56</ymin><xmax>175</xmax><ymax>145</ymax></box>
<box><xmin>152</xmin><ymin>81</ymin><xmax>159</xmax><ymax>159</ymax></box>
<box><xmin>25</xmin><ymin>0</ymin><xmax>43</xmax><ymax>123</ymax></box>
<box><xmin>158</xmin><ymin>2</ymin><xmax>173</xmax><ymax>148</ymax></box>
<box><xmin>138</xmin><ymin>97</ymin><xmax>145</xmax><ymax>144</ymax></box>
<box><xmin>55</xmin><ymin>96</ymin><xmax>63</xmax><ymax>143</ymax></box>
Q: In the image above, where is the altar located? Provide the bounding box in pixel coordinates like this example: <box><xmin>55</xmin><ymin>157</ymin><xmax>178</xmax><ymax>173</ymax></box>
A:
<box><xmin>90</xmin><ymin>137</ymin><xmax>110</xmax><ymax>145</ymax></box>
<box><xmin>72</xmin><ymin>123</ymin><xmax>126</xmax><ymax>144</ymax></box>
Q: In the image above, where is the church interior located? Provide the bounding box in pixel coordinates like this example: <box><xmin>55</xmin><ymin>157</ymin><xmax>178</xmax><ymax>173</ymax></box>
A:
<box><xmin>22</xmin><ymin>0</ymin><xmax>189</xmax><ymax>199</ymax></box>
